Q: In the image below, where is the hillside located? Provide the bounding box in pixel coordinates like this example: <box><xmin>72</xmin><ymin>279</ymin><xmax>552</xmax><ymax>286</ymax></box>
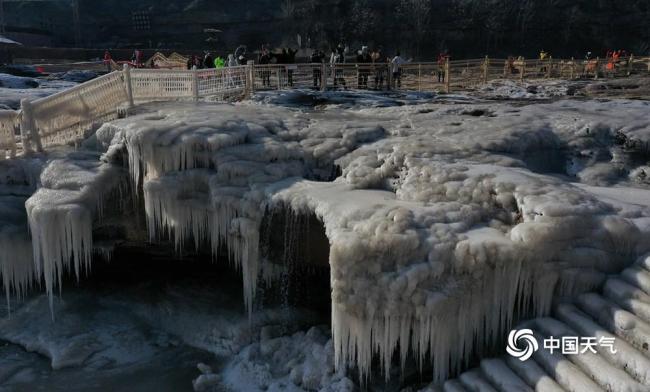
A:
<box><xmin>4</xmin><ymin>0</ymin><xmax>650</xmax><ymax>61</ymax></box>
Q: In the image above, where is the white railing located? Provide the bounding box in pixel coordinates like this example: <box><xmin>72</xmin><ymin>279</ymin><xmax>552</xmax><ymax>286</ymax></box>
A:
<box><xmin>0</xmin><ymin>110</ymin><xmax>18</xmax><ymax>159</ymax></box>
<box><xmin>131</xmin><ymin>69</ymin><xmax>195</xmax><ymax>102</ymax></box>
<box><xmin>129</xmin><ymin>67</ymin><xmax>249</xmax><ymax>103</ymax></box>
<box><xmin>29</xmin><ymin>71</ymin><xmax>129</xmax><ymax>149</ymax></box>
<box><xmin>4</xmin><ymin>56</ymin><xmax>648</xmax><ymax>157</ymax></box>
<box><xmin>197</xmin><ymin>67</ymin><xmax>248</xmax><ymax>96</ymax></box>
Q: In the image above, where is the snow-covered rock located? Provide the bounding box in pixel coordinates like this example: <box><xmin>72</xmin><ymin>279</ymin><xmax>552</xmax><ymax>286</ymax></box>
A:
<box><xmin>55</xmin><ymin>70</ymin><xmax>98</xmax><ymax>84</ymax></box>
<box><xmin>478</xmin><ymin>79</ymin><xmax>572</xmax><ymax>100</ymax></box>
<box><xmin>0</xmin><ymin>73</ymin><xmax>39</xmax><ymax>89</ymax></box>
<box><xmin>222</xmin><ymin>326</ymin><xmax>352</xmax><ymax>392</ymax></box>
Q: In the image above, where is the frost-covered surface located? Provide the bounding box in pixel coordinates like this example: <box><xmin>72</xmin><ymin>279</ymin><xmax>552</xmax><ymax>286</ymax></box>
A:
<box><xmin>53</xmin><ymin>70</ymin><xmax>98</xmax><ymax>84</ymax></box>
<box><xmin>477</xmin><ymin>79</ymin><xmax>575</xmax><ymax>100</ymax></box>
<box><xmin>221</xmin><ymin>326</ymin><xmax>354</xmax><ymax>392</ymax></box>
<box><xmin>0</xmin><ymin>73</ymin><xmax>40</xmax><ymax>89</ymax></box>
<box><xmin>251</xmin><ymin>89</ymin><xmax>474</xmax><ymax>109</ymax></box>
<box><xmin>0</xmin><ymin>78</ymin><xmax>77</xmax><ymax>110</ymax></box>
<box><xmin>4</xmin><ymin>89</ymin><xmax>650</xmax><ymax>385</ymax></box>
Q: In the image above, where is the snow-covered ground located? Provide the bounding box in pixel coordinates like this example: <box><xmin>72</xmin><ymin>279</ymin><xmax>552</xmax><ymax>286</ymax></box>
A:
<box><xmin>477</xmin><ymin>79</ymin><xmax>574</xmax><ymax>99</ymax></box>
<box><xmin>2</xmin><ymin>84</ymin><xmax>650</xmax><ymax>390</ymax></box>
<box><xmin>0</xmin><ymin>73</ymin><xmax>84</xmax><ymax>110</ymax></box>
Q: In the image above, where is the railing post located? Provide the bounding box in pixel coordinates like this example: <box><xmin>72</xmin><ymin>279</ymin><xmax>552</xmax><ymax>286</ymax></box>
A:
<box><xmin>123</xmin><ymin>64</ymin><xmax>135</xmax><ymax>109</ymax></box>
<box><xmin>387</xmin><ymin>64</ymin><xmax>393</xmax><ymax>90</ymax></box>
<box><xmin>570</xmin><ymin>58</ymin><xmax>575</xmax><ymax>79</ymax></box>
<box><xmin>248</xmin><ymin>65</ymin><xmax>255</xmax><ymax>95</ymax></box>
<box><xmin>418</xmin><ymin>63</ymin><xmax>422</xmax><ymax>91</ymax></box>
<box><xmin>192</xmin><ymin>66</ymin><xmax>199</xmax><ymax>102</ymax></box>
<box><xmin>19</xmin><ymin>99</ymin><xmax>42</xmax><ymax>153</ymax></box>
<box><xmin>321</xmin><ymin>63</ymin><xmax>327</xmax><ymax>91</ymax></box>
<box><xmin>546</xmin><ymin>57</ymin><xmax>552</xmax><ymax>78</ymax></box>
<box><xmin>521</xmin><ymin>59</ymin><xmax>526</xmax><ymax>82</ymax></box>
<box><xmin>356</xmin><ymin>65</ymin><xmax>360</xmax><ymax>89</ymax></box>
<box><xmin>594</xmin><ymin>57</ymin><xmax>599</xmax><ymax>80</ymax></box>
<box><xmin>627</xmin><ymin>54</ymin><xmax>634</xmax><ymax>76</ymax></box>
<box><xmin>444</xmin><ymin>58</ymin><xmax>450</xmax><ymax>93</ymax></box>
<box><xmin>483</xmin><ymin>56</ymin><xmax>489</xmax><ymax>84</ymax></box>
<box><xmin>276</xmin><ymin>68</ymin><xmax>281</xmax><ymax>90</ymax></box>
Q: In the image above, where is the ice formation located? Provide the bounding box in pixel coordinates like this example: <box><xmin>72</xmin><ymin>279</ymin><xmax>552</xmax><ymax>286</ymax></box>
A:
<box><xmin>433</xmin><ymin>253</ymin><xmax>650</xmax><ymax>392</ymax></box>
<box><xmin>0</xmin><ymin>158</ymin><xmax>43</xmax><ymax>307</ymax></box>
<box><xmin>4</xmin><ymin>91</ymin><xmax>650</xmax><ymax>382</ymax></box>
<box><xmin>222</xmin><ymin>326</ymin><xmax>354</xmax><ymax>392</ymax></box>
<box><xmin>25</xmin><ymin>152</ymin><xmax>125</xmax><ymax>311</ymax></box>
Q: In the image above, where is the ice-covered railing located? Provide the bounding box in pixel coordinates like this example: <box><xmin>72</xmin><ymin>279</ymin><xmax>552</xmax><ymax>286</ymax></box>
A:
<box><xmin>4</xmin><ymin>57</ymin><xmax>648</xmax><ymax>158</ymax></box>
<box><xmin>130</xmin><ymin>68</ymin><xmax>195</xmax><ymax>102</ymax></box>
<box><xmin>0</xmin><ymin>110</ymin><xmax>18</xmax><ymax>159</ymax></box>
<box><xmin>127</xmin><ymin>67</ymin><xmax>249</xmax><ymax>103</ymax></box>
<box><xmin>28</xmin><ymin>71</ymin><xmax>128</xmax><ymax>150</ymax></box>
<box><xmin>197</xmin><ymin>67</ymin><xmax>249</xmax><ymax>96</ymax></box>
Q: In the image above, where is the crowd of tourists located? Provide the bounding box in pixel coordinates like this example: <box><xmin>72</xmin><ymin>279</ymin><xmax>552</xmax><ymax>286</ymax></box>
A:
<box><xmin>103</xmin><ymin>43</ymin><xmax>638</xmax><ymax>92</ymax></box>
<box><xmin>103</xmin><ymin>43</ymin><xmax>450</xmax><ymax>90</ymax></box>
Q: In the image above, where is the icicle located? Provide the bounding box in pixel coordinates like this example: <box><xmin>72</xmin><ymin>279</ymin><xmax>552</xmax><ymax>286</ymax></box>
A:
<box><xmin>26</xmin><ymin>196</ymin><xmax>93</xmax><ymax>313</ymax></box>
<box><xmin>329</xmin><ymin>252</ymin><xmax>561</xmax><ymax>384</ymax></box>
<box><xmin>0</xmin><ymin>227</ymin><xmax>35</xmax><ymax>311</ymax></box>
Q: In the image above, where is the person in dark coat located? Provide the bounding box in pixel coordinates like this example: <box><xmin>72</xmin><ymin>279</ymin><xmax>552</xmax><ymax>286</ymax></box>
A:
<box><xmin>204</xmin><ymin>53</ymin><xmax>215</xmax><ymax>69</ymax></box>
<box><xmin>330</xmin><ymin>44</ymin><xmax>347</xmax><ymax>88</ymax></box>
<box><xmin>310</xmin><ymin>49</ymin><xmax>325</xmax><ymax>88</ymax></box>
<box><xmin>258</xmin><ymin>47</ymin><xmax>272</xmax><ymax>87</ymax></box>
<box><xmin>356</xmin><ymin>46</ymin><xmax>372</xmax><ymax>89</ymax></box>
<box><xmin>284</xmin><ymin>47</ymin><xmax>298</xmax><ymax>87</ymax></box>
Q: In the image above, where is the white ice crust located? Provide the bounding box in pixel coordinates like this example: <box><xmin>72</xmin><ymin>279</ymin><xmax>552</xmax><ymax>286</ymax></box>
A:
<box><xmin>4</xmin><ymin>92</ymin><xmax>650</xmax><ymax>382</ymax></box>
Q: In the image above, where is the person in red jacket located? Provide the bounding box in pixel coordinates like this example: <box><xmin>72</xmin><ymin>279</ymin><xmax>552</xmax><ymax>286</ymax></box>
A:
<box><xmin>437</xmin><ymin>52</ymin><xmax>448</xmax><ymax>83</ymax></box>
<box><xmin>103</xmin><ymin>50</ymin><xmax>112</xmax><ymax>73</ymax></box>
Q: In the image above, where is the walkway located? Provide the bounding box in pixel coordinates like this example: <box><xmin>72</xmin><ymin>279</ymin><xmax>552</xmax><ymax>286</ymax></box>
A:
<box><xmin>1</xmin><ymin>56</ymin><xmax>649</xmax><ymax>160</ymax></box>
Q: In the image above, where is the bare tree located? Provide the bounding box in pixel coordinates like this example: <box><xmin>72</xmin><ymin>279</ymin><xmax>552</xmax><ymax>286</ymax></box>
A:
<box><xmin>397</xmin><ymin>0</ymin><xmax>432</xmax><ymax>58</ymax></box>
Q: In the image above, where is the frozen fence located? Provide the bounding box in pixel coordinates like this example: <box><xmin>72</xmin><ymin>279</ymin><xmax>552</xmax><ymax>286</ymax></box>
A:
<box><xmin>30</xmin><ymin>71</ymin><xmax>128</xmax><ymax>149</ymax></box>
<box><xmin>130</xmin><ymin>67</ymin><xmax>249</xmax><ymax>102</ymax></box>
<box><xmin>197</xmin><ymin>67</ymin><xmax>248</xmax><ymax>96</ymax></box>
<box><xmin>6</xmin><ymin>56</ymin><xmax>650</xmax><ymax>156</ymax></box>
<box><xmin>131</xmin><ymin>69</ymin><xmax>195</xmax><ymax>102</ymax></box>
<box><xmin>0</xmin><ymin>110</ymin><xmax>18</xmax><ymax>159</ymax></box>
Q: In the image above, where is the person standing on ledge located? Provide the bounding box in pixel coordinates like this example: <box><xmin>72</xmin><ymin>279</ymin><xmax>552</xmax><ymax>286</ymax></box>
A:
<box><xmin>204</xmin><ymin>52</ymin><xmax>215</xmax><ymax>69</ymax></box>
<box><xmin>437</xmin><ymin>51</ymin><xmax>448</xmax><ymax>83</ymax></box>
<box><xmin>103</xmin><ymin>50</ymin><xmax>112</xmax><ymax>73</ymax></box>
<box><xmin>310</xmin><ymin>49</ymin><xmax>324</xmax><ymax>88</ymax></box>
<box><xmin>391</xmin><ymin>51</ymin><xmax>407</xmax><ymax>88</ymax></box>
<box><xmin>371</xmin><ymin>47</ymin><xmax>386</xmax><ymax>90</ymax></box>
<box><xmin>214</xmin><ymin>55</ymin><xmax>225</xmax><ymax>68</ymax></box>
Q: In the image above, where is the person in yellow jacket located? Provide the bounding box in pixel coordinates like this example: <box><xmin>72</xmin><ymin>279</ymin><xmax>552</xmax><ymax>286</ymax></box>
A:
<box><xmin>214</xmin><ymin>56</ymin><xmax>225</xmax><ymax>68</ymax></box>
<box><xmin>539</xmin><ymin>50</ymin><xmax>548</xmax><ymax>60</ymax></box>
